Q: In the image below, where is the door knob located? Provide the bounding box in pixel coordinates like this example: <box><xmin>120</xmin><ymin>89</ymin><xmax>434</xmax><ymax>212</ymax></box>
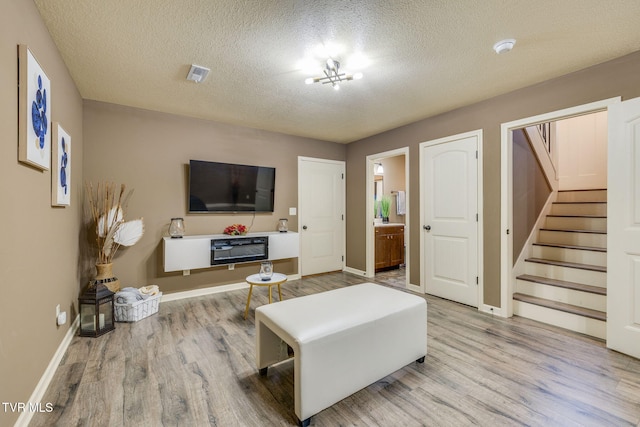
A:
<box><xmin>302</xmin><ymin>225</ymin><xmax>308</xmax><ymax>230</ymax></box>
<box><xmin>424</xmin><ymin>225</ymin><xmax>431</xmax><ymax>231</ymax></box>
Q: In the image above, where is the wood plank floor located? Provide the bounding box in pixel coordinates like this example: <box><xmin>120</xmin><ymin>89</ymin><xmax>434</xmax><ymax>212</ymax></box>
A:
<box><xmin>30</xmin><ymin>271</ymin><xmax>640</xmax><ymax>427</ymax></box>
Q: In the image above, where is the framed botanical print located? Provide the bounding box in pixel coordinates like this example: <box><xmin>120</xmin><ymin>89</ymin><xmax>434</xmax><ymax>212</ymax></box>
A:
<box><xmin>18</xmin><ymin>45</ymin><xmax>51</xmax><ymax>170</ymax></box>
<box><xmin>52</xmin><ymin>123</ymin><xmax>71</xmax><ymax>206</ymax></box>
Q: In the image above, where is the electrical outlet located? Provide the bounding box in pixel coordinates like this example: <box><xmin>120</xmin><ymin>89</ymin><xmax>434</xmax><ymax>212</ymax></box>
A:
<box><xmin>55</xmin><ymin>304</ymin><xmax>67</xmax><ymax>326</ymax></box>
<box><xmin>56</xmin><ymin>311</ymin><xmax>67</xmax><ymax>326</ymax></box>
<box><xmin>228</xmin><ymin>263</ymin><xmax>235</xmax><ymax>270</ymax></box>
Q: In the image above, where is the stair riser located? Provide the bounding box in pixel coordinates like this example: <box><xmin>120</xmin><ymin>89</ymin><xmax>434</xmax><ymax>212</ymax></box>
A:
<box><xmin>538</xmin><ymin>230</ymin><xmax>606</xmax><ymax>248</ymax></box>
<box><xmin>513</xmin><ymin>301</ymin><xmax>606</xmax><ymax>339</ymax></box>
<box><xmin>515</xmin><ymin>280</ymin><xmax>606</xmax><ymax>312</ymax></box>
<box><xmin>556</xmin><ymin>190</ymin><xmax>607</xmax><ymax>203</ymax></box>
<box><xmin>524</xmin><ymin>262</ymin><xmax>606</xmax><ymax>287</ymax></box>
<box><xmin>532</xmin><ymin>245</ymin><xmax>607</xmax><ymax>267</ymax></box>
<box><xmin>545</xmin><ymin>216</ymin><xmax>607</xmax><ymax>232</ymax></box>
<box><xmin>551</xmin><ymin>203</ymin><xmax>607</xmax><ymax>216</ymax></box>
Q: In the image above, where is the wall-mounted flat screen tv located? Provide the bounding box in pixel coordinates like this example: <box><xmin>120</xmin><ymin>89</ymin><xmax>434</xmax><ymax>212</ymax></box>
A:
<box><xmin>189</xmin><ymin>160</ymin><xmax>276</xmax><ymax>213</ymax></box>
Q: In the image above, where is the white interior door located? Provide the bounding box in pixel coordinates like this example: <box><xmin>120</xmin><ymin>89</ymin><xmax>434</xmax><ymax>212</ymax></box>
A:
<box><xmin>298</xmin><ymin>157</ymin><xmax>345</xmax><ymax>276</ymax></box>
<box><xmin>423</xmin><ymin>135</ymin><xmax>479</xmax><ymax>307</ymax></box>
<box><xmin>607</xmin><ymin>97</ymin><xmax>640</xmax><ymax>359</ymax></box>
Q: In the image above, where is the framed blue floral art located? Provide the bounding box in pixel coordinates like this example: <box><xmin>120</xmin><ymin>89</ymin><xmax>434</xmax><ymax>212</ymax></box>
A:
<box><xmin>52</xmin><ymin>123</ymin><xmax>70</xmax><ymax>206</ymax></box>
<box><xmin>18</xmin><ymin>45</ymin><xmax>51</xmax><ymax>171</ymax></box>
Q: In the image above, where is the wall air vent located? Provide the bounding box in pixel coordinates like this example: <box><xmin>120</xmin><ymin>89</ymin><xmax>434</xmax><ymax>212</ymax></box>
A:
<box><xmin>186</xmin><ymin>64</ymin><xmax>210</xmax><ymax>83</ymax></box>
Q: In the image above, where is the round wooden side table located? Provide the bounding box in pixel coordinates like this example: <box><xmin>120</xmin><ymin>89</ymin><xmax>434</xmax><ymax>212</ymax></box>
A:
<box><xmin>244</xmin><ymin>273</ymin><xmax>288</xmax><ymax>319</ymax></box>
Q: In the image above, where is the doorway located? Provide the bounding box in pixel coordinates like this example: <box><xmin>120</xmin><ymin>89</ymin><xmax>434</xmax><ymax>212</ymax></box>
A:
<box><xmin>499</xmin><ymin>97</ymin><xmax>620</xmax><ymax>317</ymax></box>
<box><xmin>365</xmin><ymin>148</ymin><xmax>410</xmax><ymax>289</ymax></box>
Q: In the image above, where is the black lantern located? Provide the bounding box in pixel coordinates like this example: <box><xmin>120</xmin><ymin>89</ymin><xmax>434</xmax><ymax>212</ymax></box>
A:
<box><xmin>78</xmin><ymin>282</ymin><xmax>115</xmax><ymax>337</ymax></box>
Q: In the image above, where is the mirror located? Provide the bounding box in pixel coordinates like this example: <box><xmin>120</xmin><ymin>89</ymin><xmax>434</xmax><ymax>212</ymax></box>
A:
<box><xmin>374</xmin><ymin>176</ymin><xmax>383</xmax><ymax>218</ymax></box>
<box><xmin>374</xmin><ymin>176</ymin><xmax>383</xmax><ymax>201</ymax></box>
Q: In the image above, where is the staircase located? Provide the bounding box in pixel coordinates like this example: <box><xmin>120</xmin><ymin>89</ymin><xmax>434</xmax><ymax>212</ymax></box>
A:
<box><xmin>513</xmin><ymin>189</ymin><xmax>607</xmax><ymax>339</ymax></box>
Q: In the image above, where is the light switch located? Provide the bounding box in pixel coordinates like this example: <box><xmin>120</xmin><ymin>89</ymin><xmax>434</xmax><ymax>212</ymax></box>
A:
<box><xmin>289</xmin><ymin>207</ymin><xmax>297</xmax><ymax>215</ymax></box>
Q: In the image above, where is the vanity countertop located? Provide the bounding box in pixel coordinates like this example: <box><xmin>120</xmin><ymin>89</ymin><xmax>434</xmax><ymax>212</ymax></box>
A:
<box><xmin>374</xmin><ymin>222</ymin><xmax>405</xmax><ymax>227</ymax></box>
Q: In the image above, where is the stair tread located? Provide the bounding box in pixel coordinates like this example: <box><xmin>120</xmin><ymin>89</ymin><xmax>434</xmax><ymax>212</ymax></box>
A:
<box><xmin>513</xmin><ymin>293</ymin><xmax>606</xmax><ymax>321</ymax></box>
<box><xmin>516</xmin><ymin>274</ymin><xmax>607</xmax><ymax>295</ymax></box>
<box><xmin>558</xmin><ymin>189</ymin><xmax>607</xmax><ymax>192</ymax></box>
<box><xmin>525</xmin><ymin>257</ymin><xmax>606</xmax><ymax>272</ymax></box>
<box><xmin>553</xmin><ymin>201</ymin><xmax>607</xmax><ymax>204</ymax></box>
<box><xmin>532</xmin><ymin>242</ymin><xmax>607</xmax><ymax>253</ymax></box>
<box><xmin>540</xmin><ymin>228</ymin><xmax>606</xmax><ymax>235</ymax></box>
<box><xmin>546</xmin><ymin>214</ymin><xmax>606</xmax><ymax>218</ymax></box>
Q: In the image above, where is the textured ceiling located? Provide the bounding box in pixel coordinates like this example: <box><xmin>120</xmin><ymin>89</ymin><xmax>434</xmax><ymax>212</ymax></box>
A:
<box><xmin>34</xmin><ymin>0</ymin><xmax>640</xmax><ymax>143</ymax></box>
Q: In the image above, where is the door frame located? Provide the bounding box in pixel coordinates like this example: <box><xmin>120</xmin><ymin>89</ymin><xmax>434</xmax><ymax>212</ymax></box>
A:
<box><xmin>297</xmin><ymin>156</ymin><xmax>346</xmax><ymax>276</ymax></box>
<box><xmin>365</xmin><ymin>147</ymin><xmax>411</xmax><ymax>289</ymax></box>
<box><xmin>499</xmin><ymin>97</ymin><xmax>620</xmax><ymax>318</ymax></box>
<box><xmin>419</xmin><ymin>129</ymin><xmax>484</xmax><ymax>304</ymax></box>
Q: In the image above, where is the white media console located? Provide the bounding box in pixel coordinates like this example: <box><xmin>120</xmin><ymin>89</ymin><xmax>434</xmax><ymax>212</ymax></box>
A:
<box><xmin>163</xmin><ymin>231</ymin><xmax>299</xmax><ymax>273</ymax></box>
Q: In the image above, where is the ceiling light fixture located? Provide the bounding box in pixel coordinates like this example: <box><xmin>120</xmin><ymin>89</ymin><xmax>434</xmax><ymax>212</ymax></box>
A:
<box><xmin>305</xmin><ymin>58</ymin><xmax>363</xmax><ymax>90</ymax></box>
<box><xmin>493</xmin><ymin>39</ymin><xmax>516</xmax><ymax>54</ymax></box>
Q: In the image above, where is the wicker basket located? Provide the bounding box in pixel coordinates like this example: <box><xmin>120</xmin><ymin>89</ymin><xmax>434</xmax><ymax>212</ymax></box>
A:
<box><xmin>115</xmin><ymin>292</ymin><xmax>162</xmax><ymax>322</ymax></box>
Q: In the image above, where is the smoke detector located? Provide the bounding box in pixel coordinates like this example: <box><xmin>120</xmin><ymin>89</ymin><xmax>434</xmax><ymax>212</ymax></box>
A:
<box><xmin>186</xmin><ymin>64</ymin><xmax>210</xmax><ymax>83</ymax></box>
<box><xmin>493</xmin><ymin>39</ymin><xmax>516</xmax><ymax>54</ymax></box>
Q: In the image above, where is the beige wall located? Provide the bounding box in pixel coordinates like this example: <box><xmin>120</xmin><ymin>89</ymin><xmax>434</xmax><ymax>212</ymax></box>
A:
<box><xmin>0</xmin><ymin>1</ymin><xmax>83</xmax><ymax>425</ymax></box>
<box><xmin>512</xmin><ymin>129</ymin><xmax>551</xmax><ymax>261</ymax></box>
<box><xmin>83</xmin><ymin>101</ymin><xmax>345</xmax><ymax>294</ymax></box>
<box><xmin>346</xmin><ymin>50</ymin><xmax>640</xmax><ymax>306</ymax></box>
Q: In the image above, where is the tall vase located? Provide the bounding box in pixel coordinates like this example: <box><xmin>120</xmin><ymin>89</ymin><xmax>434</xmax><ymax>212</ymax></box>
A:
<box><xmin>94</xmin><ymin>263</ymin><xmax>120</xmax><ymax>293</ymax></box>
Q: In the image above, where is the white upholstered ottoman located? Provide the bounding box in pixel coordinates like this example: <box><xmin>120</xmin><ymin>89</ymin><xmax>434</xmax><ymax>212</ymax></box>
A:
<box><xmin>255</xmin><ymin>282</ymin><xmax>427</xmax><ymax>427</ymax></box>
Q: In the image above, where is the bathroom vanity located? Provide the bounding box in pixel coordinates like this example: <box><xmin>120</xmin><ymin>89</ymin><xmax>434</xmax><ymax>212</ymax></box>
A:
<box><xmin>374</xmin><ymin>224</ymin><xmax>405</xmax><ymax>271</ymax></box>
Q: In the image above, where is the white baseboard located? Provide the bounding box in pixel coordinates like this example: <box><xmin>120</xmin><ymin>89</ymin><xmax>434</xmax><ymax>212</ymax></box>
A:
<box><xmin>161</xmin><ymin>282</ymin><xmax>249</xmax><ymax>302</ymax></box>
<box><xmin>343</xmin><ymin>266</ymin><xmax>367</xmax><ymax>277</ymax></box>
<box><xmin>14</xmin><ymin>315</ymin><xmax>79</xmax><ymax>427</ymax></box>
<box><xmin>407</xmin><ymin>283</ymin><xmax>423</xmax><ymax>293</ymax></box>
<box><xmin>160</xmin><ymin>273</ymin><xmax>301</xmax><ymax>302</ymax></box>
<box><xmin>480</xmin><ymin>304</ymin><xmax>507</xmax><ymax>317</ymax></box>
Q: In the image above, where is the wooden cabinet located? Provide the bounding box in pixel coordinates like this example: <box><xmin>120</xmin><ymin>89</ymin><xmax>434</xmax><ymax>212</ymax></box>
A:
<box><xmin>375</xmin><ymin>225</ymin><xmax>405</xmax><ymax>271</ymax></box>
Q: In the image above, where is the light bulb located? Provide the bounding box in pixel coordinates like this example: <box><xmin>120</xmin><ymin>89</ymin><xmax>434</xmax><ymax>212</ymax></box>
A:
<box><xmin>305</xmin><ymin>77</ymin><xmax>314</xmax><ymax>85</ymax></box>
<box><xmin>333</xmin><ymin>83</ymin><xmax>340</xmax><ymax>91</ymax></box>
<box><xmin>353</xmin><ymin>72</ymin><xmax>363</xmax><ymax>80</ymax></box>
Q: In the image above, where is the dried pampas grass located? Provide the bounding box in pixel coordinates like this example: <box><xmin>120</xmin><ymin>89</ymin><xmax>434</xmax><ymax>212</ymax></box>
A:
<box><xmin>86</xmin><ymin>182</ymin><xmax>144</xmax><ymax>264</ymax></box>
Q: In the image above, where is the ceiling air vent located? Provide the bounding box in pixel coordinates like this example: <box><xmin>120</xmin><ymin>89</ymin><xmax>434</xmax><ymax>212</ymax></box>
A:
<box><xmin>186</xmin><ymin>64</ymin><xmax>210</xmax><ymax>83</ymax></box>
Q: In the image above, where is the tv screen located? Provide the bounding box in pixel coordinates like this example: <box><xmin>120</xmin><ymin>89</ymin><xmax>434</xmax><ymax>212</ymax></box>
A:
<box><xmin>188</xmin><ymin>160</ymin><xmax>275</xmax><ymax>213</ymax></box>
